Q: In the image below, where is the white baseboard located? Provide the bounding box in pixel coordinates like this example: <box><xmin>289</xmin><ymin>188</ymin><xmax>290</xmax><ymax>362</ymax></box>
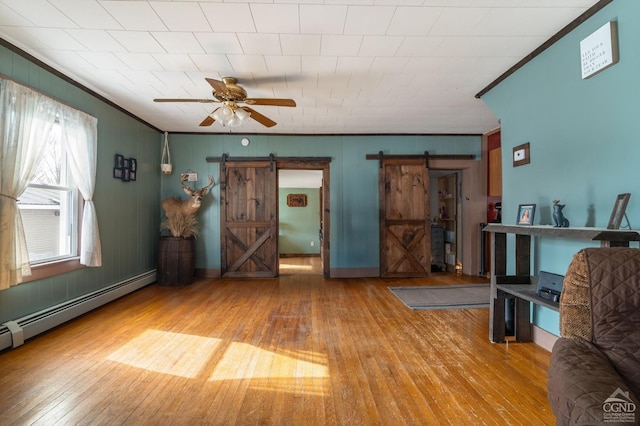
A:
<box><xmin>533</xmin><ymin>325</ymin><xmax>558</xmax><ymax>352</ymax></box>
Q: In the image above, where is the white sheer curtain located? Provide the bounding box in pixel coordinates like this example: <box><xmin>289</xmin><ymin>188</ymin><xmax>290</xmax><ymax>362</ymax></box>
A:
<box><xmin>0</xmin><ymin>79</ymin><xmax>58</xmax><ymax>289</ymax></box>
<box><xmin>59</xmin><ymin>108</ymin><xmax>101</xmax><ymax>266</ymax></box>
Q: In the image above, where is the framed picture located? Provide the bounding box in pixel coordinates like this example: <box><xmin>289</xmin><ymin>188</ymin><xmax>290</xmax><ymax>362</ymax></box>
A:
<box><xmin>517</xmin><ymin>204</ymin><xmax>536</xmax><ymax>225</ymax></box>
<box><xmin>130</xmin><ymin>158</ymin><xmax>137</xmax><ymax>172</ymax></box>
<box><xmin>607</xmin><ymin>193</ymin><xmax>631</xmax><ymax>229</ymax></box>
<box><xmin>123</xmin><ymin>158</ymin><xmax>130</xmax><ymax>170</ymax></box>
<box><xmin>122</xmin><ymin>168</ymin><xmax>130</xmax><ymax>182</ymax></box>
<box><xmin>113</xmin><ymin>167</ymin><xmax>123</xmax><ymax>179</ymax></box>
<box><xmin>130</xmin><ymin>171</ymin><xmax>136</xmax><ymax>181</ymax></box>
<box><xmin>287</xmin><ymin>193</ymin><xmax>307</xmax><ymax>207</ymax></box>
<box><xmin>114</xmin><ymin>153</ymin><xmax>124</xmax><ymax>169</ymax></box>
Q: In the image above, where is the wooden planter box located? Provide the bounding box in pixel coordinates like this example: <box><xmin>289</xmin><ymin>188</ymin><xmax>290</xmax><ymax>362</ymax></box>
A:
<box><xmin>157</xmin><ymin>237</ymin><xmax>195</xmax><ymax>286</ymax></box>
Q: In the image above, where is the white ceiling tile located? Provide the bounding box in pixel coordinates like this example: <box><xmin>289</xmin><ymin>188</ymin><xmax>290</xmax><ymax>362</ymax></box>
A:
<box><xmin>300</xmin><ymin>5</ymin><xmax>348</xmax><ymax>34</ymax></box>
<box><xmin>76</xmin><ymin>52</ymin><xmax>128</xmax><ymax>71</ymax></box>
<box><xmin>200</xmin><ymin>3</ymin><xmax>256</xmax><ymax>33</ymax></box>
<box><xmin>149</xmin><ymin>2</ymin><xmax>212</xmax><ymax>32</ymax></box>
<box><xmin>114</xmin><ymin>52</ymin><xmax>162</xmax><ymax>71</ymax></box>
<box><xmin>396</xmin><ymin>36</ymin><xmax>444</xmax><ymax>56</ymax></box>
<box><xmin>359</xmin><ymin>35</ymin><xmax>403</xmax><ymax>56</ymax></box>
<box><xmin>281</xmin><ymin>35</ymin><xmax>321</xmax><ymax>56</ymax></box>
<box><xmin>321</xmin><ymin>35</ymin><xmax>362</xmax><ymax>56</ymax></box>
<box><xmin>429</xmin><ymin>8</ymin><xmax>488</xmax><ymax>36</ymax></box>
<box><xmin>3</xmin><ymin>27</ymin><xmax>87</xmax><ymax>51</ymax></box>
<box><xmin>109</xmin><ymin>31</ymin><xmax>165</xmax><ymax>53</ymax></box>
<box><xmin>336</xmin><ymin>57</ymin><xmax>373</xmax><ymax>73</ymax></box>
<box><xmin>100</xmin><ymin>1</ymin><xmax>167</xmax><ymax>31</ymax></box>
<box><xmin>344</xmin><ymin>6</ymin><xmax>396</xmax><ymax>35</ymax></box>
<box><xmin>387</xmin><ymin>7</ymin><xmax>443</xmax><ymax>36</ymax></box>
<box><xmin>317</xmin><ymin>74</ymin><xmax>351</xmax><ymax>90</ymax></box>
<box><xmin>472</xmin><ymin>8</ymin><xmax>585</xmax><ymax>37</ymax></box>
<box><xmin>50</xmin><ymin>0</ymin><xmax>122</xmax><ymax>30</ymax></box>
<box><xmin>36</xmin><ymin>49</ymin><xmax>95</xmax><ymax>71</ymax></box>
<box><xmin>152</xmin><ymin>54</ymin><xmax>199</xmax><ymax>72</ymax></box>
<box><xmin>369</xmin><ymin>56</ymin><xmax>408</xmax><ymax>73</ymax></box>
<box><xmin>189</xmin><ymin>54</ymin><xmax>235</xmax><ymax>74</ymax></box>
<box><xmin>237</xmin><ymin>33</ymin><xmax>281</xmax><ymax>55</ymax></box>
<box><xmin>194</xmin><ymin>33</ymin><xmax>243</xmax><ymax>55</ymax></box>
<box><xmin>265</xmin><ymin>56</ymin><xmax>302</xmax><ymax>74</ymax></box>
<box><xmin>301</xmin><ymin>56</ymin><xmax>337</xmax><ymax>74</ymax></box>
<box><xmin>0</xmin><ymin>0</ymin><xmax>599</xmax><ymax>134</ymax></box>
<box><xmin>227</xmin><ymin>55</ymin><xmax>268</xmax><ymax>74</ymax></box>
<box><xmin>251</xmin><ymin>4</ymin><xmax>300</xmax><ymax>34</ymax></box>
<box><xmin>0</xmin><ymin>0</ymin><xmax>77</xmax><ymax>27</ymax></box>
<box><xmin>151</xmin><ymin>32</ymin><xmax>204</xmax><ymax>54</ymax></box>
<box><xmin>65</xmin><ymin>29</ymin><xmax>125</xmax><ymax>52</ymax></box>
<box><xmin>0</xmin><ymin>3</ymin><xmax>32</xmax><ymax>26</ymax></box>
<box><xmin>403</xmin><ymin>57</ymin><xmax>444</xmax><ymax>73</ymax></box>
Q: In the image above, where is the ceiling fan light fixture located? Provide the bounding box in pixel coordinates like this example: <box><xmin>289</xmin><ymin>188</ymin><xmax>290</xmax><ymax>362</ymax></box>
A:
<box><xmin>235</xmin><ymin>107</ymin><xmax>250</xmax><ymax>121</ymax></box>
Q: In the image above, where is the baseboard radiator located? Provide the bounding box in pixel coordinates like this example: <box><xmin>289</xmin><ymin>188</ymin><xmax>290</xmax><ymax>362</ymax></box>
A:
<box><xmin>0</xmin><ymin>270</ymin><xmax>156</xmax><ymax>351</ymax></box>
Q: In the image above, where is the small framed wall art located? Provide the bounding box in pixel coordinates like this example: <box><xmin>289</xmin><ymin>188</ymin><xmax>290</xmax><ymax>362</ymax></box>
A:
<box><xmin>287</xmin><ymin>193</ymin><xmax>307</xmax><ymax>207</ymax></box>
<box><xmin>517</xmin><ymin>204</ymin><xmax>536</xmax><ymax>225</ymax></box>
<box><xmin>607</xmin><ymin>193</ymin><xmax>631</xmax><ymax>229</ymax></box>
<box><xmin>113</xmin><ymin>153</ymin><xmax>137</xmax><ymax>182</ymax></box>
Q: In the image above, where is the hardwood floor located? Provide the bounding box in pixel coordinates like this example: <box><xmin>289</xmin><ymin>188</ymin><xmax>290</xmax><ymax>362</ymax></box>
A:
<box><xmin>0</xmin><ymin>273</ymin><xmax>556</xmax><ymax>425</ymax></box>
<box><xmin>279</xmin><ymin>256</ymin><xmax>322</xmax><ymax>275</ymax></box>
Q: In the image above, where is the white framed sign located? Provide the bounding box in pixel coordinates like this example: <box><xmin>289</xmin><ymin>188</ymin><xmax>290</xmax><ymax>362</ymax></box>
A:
<box><xmin>580</xmin><ymin>21</ymin><xmax>619</xmax><ymax>79</ymax></box>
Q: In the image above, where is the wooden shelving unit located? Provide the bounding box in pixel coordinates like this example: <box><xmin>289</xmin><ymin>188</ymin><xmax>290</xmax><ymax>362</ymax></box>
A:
<box><xmin>437</xmin><ymin>173</ymin><xmax>457</xmax><ymax>272</ymax></box>
<box><xmin>483</xmin><ymin>224</ymin><xmax>640</xmax><ymax>343</ymax></box>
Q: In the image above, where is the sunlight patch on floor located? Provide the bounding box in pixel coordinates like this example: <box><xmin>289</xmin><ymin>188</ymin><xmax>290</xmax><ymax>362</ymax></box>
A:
<box><xmin>107</xmin><ymin>329</ymin><xmax>329</xmax><ymax>396</ymax></box>
<box><xmin>107</xmin><ymin>329</ymin><xmax>222</xmax><ymax>379</ymax></box>
<box><xmin>209</xmin><ymin>341</ymin><xmax>328</xmax><ymax>381</ymax></box>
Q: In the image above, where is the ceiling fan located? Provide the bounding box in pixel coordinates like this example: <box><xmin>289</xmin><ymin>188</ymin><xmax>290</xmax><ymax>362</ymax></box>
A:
<box><xmin>153</xmin><ymin>77</ymin><xmax>296</xmax><ymax>128</ymax></box>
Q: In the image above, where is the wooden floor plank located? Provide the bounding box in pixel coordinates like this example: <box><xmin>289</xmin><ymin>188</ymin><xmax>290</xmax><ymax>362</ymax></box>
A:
<box><xmin>0</xmin><ymin>272</ymin><xmax>557</xmax><ymax>425</ymax></box>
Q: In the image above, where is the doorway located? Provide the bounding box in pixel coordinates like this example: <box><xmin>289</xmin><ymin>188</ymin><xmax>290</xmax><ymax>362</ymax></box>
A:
<box><xmin>218</xmin><ymin>156</ymin><xmax>331</xmax><ymax>278</ymax></box>
<box><xmin>278</xmin><ymin>169</ymin><xmax>323</xmax><ymax>276</ymax></box>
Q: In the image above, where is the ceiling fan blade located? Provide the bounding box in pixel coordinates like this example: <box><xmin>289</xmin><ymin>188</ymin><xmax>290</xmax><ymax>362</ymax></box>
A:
<box><xmin>245</xmin><ymin>98</ymin><xmax>296</xmax><ymax>107</ymax></box>
<box><xmin>205</xmin><ymin>78</ymin><xmax>228</xmax><ymax>93</ymax></box>
<box><xmin>154</xmin><ymin>98</ymin><xmax>216</xmax><ymax>103</ymax></box>
<box><xmin>242</xmin><ymin>106</ymin><xmax>276</xmax><ymax>128</ymax></box>
<box><xmin>199</xmin><ymin>116</ymin><xmax>215</xmax><ymax>127</ymax></box>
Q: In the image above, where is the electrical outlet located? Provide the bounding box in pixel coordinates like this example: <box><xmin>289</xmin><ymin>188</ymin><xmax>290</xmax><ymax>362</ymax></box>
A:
<box><xmin>310</xmin><ymin>241</ymin><xmax>315</xmax><ymax>246</ymax></box>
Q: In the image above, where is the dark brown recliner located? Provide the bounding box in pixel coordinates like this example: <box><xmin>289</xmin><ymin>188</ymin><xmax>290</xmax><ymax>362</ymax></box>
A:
<box><xmin>548</xmin><ymin>247</ymin><xmax>640</xmax><ymax>425</ymax></box>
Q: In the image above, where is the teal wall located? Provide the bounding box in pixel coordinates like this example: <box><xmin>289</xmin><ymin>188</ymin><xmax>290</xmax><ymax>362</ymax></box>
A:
<box><xmin>0</xmin><ymin>44</ymin><xmax>161</xmax><ymax>323</ymax></box>
<box><xmin>160</xmin><ymin>134</ymin><xmax>482</xmax><ymax>273</ymax></box>
<box><xmin>279</xmin><ymin>188</ymin><xmax>321</xmax><ymax>255</ymax></box>
<box><xmin>481</xmin><ymin>0</ymin><xmax>640</xmax><ymax>335</ymax></box>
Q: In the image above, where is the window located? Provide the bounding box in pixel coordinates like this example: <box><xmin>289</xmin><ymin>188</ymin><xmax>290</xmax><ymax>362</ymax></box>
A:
<box><xmin>17</xmin><ymin>122</ymin><xmax>80</xmax><ymax>264</ymax></box>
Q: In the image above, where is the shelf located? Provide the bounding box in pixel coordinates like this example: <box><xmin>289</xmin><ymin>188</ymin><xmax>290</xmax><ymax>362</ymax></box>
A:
<box><xmin>496</xmin><ymin>282</ymin><xmax>559</xmax><ymax>312</ymax></box>
<box><xmin>484</xmin><ymin>225</ymin><xmax>638</xmax><ymax>343</ymax></box>
<box><xmin>483</xmin><ymin>224</ymin><xmax>640</xmax><ymax>242</ymax></box>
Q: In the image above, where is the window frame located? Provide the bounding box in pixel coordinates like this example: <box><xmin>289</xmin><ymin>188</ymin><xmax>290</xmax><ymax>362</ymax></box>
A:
<box><xmin>16</xmin><ymin>122</ymin><xmax>85</xmax><ymax>280</ymax></box>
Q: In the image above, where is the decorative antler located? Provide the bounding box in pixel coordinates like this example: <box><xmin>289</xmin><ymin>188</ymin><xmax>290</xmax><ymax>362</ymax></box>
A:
<box><xmin>201</xmin><ymin>175</ymin><xmax>215</xmax><ymax>194</ymax></box>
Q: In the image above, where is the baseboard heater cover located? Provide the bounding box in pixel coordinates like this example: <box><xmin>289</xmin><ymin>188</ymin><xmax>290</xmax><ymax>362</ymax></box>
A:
<box><xmin>0</xmin><ymin>270</ymin><xmax>156</xmax><ymax>350</ymax></box>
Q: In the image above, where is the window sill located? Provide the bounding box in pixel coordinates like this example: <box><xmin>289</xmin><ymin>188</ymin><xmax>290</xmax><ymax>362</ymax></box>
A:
<box><xmin>22</xmin><ymin>258</ymin><xmax>84</xmax><ymax>283</ymax></box>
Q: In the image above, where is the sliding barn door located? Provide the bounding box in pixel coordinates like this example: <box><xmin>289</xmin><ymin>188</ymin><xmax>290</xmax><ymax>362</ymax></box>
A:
<box><xmin>221</xmin><ymin>161</ymin><xmax>278</xmax><ymax>278</ymax></box>
<box><xmin>380</xmin><ymin>159</ymin><xmax>431</xmax><ymax>278</ymax></box>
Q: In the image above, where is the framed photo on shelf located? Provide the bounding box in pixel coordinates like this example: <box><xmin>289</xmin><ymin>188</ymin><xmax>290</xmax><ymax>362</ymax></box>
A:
<box><xmin>517</xmin><ymin>204</ymin><xmax>536</xmax><ymax>225</ymax></box>
<box><xmin>607</xmin><ymin>193</ymin><xmax>631</xmax><ymax>229</ymax></box>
